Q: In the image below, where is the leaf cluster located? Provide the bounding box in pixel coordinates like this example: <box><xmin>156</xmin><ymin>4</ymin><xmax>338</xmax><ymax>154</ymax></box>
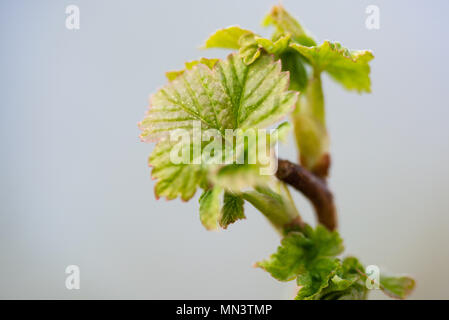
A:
<box><xmin>139</xmin><ymin>5</ymin><xmax>415</xmax><ymax>300</ymax></box>
<box><xmin>257</xmin><ymin>225</ymin><xmax>414</xmax><ymax>300</ymax></box>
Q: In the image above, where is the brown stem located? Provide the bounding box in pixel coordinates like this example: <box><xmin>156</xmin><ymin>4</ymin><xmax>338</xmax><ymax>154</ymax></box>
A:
<box><xmin>276</xmin><ymin>159</ymin><xmax>337</xmax><ymax>230</ymax></box>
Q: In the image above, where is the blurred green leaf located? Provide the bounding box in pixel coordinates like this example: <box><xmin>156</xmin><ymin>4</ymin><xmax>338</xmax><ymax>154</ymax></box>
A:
<box><xmin>295</xmin><ymin>258</ymin><xmax>340</xmax><ymax>300</ymax></box>
<box><xmin>291</xmin><ymin>41</ymin><xmax>374</xmax><ymax>92</ymax></box>
<box><xmin>243</xmin><ymin>183</ymin><xmax>299</xmax><ymax>234</ymax></box>
<box><xmin>256</xmin><ymin>225</ymin><xmax>343</xmax><ymax>282</ymax></box>
<box><xmin>262</xmin><ymin>5</ymin><xmax>316</xmax><ymax>47</ymax></box>
<box><xmin>219</xmin><ymin>192</ymin><xmax>245</xmax><ymax>229</ymax></box>
<box><xmin>202</xmin><ymin>26</ymin><xmax>252</xmax><ymax>49</ymax></box>
<box><xmin>380</xmin><ymin>274</ymin><xmax>416</xmax><ymax>299</ymax></box>
<box><xmin>279</xmin><ymin>50</ymin><xmax>308</xmax><ymax>92</ymax></box>
<box><xmin>199</xmin><ymin>186</ymin><xmax>222</xmax><ymax>230</ymax></box>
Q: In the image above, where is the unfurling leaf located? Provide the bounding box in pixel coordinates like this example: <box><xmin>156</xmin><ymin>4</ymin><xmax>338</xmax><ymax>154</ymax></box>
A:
<box><xmin>237</xmin><ymin>33</ymin><xmax>261</xmax><ymax>65</ymax></box>
<box><xmin>219</xmin><ymin>192</ymin><xmax>245</xmax><ymax>228</ymax></box>
<box><xmin>256</xmin><ymin>225</ymin><xmax>343</xmax><ymax>282</ymax></box>
<box><xmin>256</xmin><ymin>226</ymin><xmax>378</xmax><ymax>300</ymax></box>
<box><xmin>295</xmin><ymin>258</ymin><xmax>340</xmax><ymax>300</ymax></box>
<box><xmin>238</xmin><ymin>33</ymin><xmax>292</xmax><ymax>65</ymax></box>
<box><xmin>318</xmin><ymin>257</ymin><xmax>367</xmax><ymax>300</ymax></box>
<box><xmin>290</xmin><ymin>41</ymin><xmax>374</xmax><ymax>92</ymax></box>
<box><xmin>203</xmin><ymin>25</ymin><xmax>294</xmax><ymax>66</ymax></box>
<box><xmin>262</xmin><ymin>5</ymin><xmax>316</xmax><ymax>47</ymax></box>
<box><xmin>202</xmin><ymin>26</ymin><xmax>252</xmax><ymax>50</ymax></box>
<box><xmin>295</xmin><ymin>255</ymin><xmax>368</xmax><ymax>300</ymax></box>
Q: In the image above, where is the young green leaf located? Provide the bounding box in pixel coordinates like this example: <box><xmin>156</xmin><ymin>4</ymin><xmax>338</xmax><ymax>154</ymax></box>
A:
<box><xmin>140</xmin><ymin>53</ymin><xmax>297</xmax><ymax>201</ymax></box>
<box><xmin>238</xmin><ymin>34</ymin><xmax>292</xmax><ymax>65</ymax></box>
<box><xmin>380</xmin><ymin>274</ymin><xmax>416</xmax><ymax>299</ymax></box>
<box><xmin>256</xmin><ymin>225</ymin><xmax>344</xmax><ymax>281</ymax></box>
<box><xmin>278</xmin><ymin>50</ymin><xmax>308</xmax><ymax>92</ymax></box>
<box><xmin>340</xmin><ymin>256</ymin><xmax>365</xmax><ymax>276</ymax></box>
<box><xmin>255</xmin><ymin>35</ymin><xmax>291</xmax><ymax>56</ymax></box>
<box><xmin>219</xmin><ymin>192</ymin><xmax>245</xmax><ymax>228</ymax></box>
<box><xmin>237</xmin><ymin>33</ymin><xmax>261</xmax><ymax>65</ymax></box>
<box><xmin>165</xmin><ymin>58</ymin><xmax>219</xmax><ymax>81</ymax></box>
<box><xmin>199</xmin><ymin>186</ymin><xmax>222</xmax><ymax>230</ymax></box>
<box><xmin>203</xmin><ymin>25</ymin><xmax>293</xmax><ymax>66</ymax></box>
<box><xmin>318</xmin><ymin>257</ymin><xmax>367</xmax><ymax>300</ymax></box>
<box><xmin>262</xmin><ymin>5</ymin><xmax>316</xmax><ymax>47</ymax></box>
<box><xmin>322</xmin><ymin>282</ymin><xmax>367</xmax><ymax>300</ymax></box>
<box><xmin>148</xmin><ymin>139</ymin><xmax>207</xmax><ymax>201</ymax></box>
<box><xmin>302</xmin><ymin>224</ymin><xmax>344</xmax><ymax>257</ymax></box>
<box><xmin>290</xmin><ymin>41</ymin><xmax>374</xmax><ymax>92</ymax></box>
<box><xmin>294</xmin><ymin>256</ymin><xmax>369</xmax><ymax>300</ymax></box>
<box><xmin>202</xmin><ymin>26</ymin><xmax>252</xmax><ymax>50</ymax></box>
<box><xmin>256</xmin><ymin>232</ymin><xmax>311</xmax><ymax>281</ymax></box>
<box><xmin>295</xmin><ymin>258</ymin><xmax>340</xmax><ymax>300</ymax></box>
<box><xmin>257</xmin><ymin>233</ymin><xmax>374</xmax><ymax>300</ymax></box>
<box><xmin>140</xmin><ymin>54</ymin><xmax>297</xmax><ymax>141</ymax></box>
<box><xmin>327</xmin><ymin>274</ymin><xmax>360</xmax><ymax>293</ymax></box>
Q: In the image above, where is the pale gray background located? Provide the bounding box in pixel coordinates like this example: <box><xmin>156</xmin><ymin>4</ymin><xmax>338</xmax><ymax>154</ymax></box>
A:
<box><xmin>1</xmin><ymin>0</ymin><xmax>448</xmax><ymax>299</ymax></box>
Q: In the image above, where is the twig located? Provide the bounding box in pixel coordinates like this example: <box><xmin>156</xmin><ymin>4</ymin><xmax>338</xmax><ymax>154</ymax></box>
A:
<box><xmin>276</xmin><ymin>159</ymin><xmax>337</xmax><ymax>230</ymax></box>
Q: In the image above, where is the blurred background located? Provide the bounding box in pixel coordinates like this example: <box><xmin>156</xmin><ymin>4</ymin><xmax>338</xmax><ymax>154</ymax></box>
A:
<box><xmin>1</xmin><ymin>0</ymin><xmax>448</xmax><ymax>299</ymax></box>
